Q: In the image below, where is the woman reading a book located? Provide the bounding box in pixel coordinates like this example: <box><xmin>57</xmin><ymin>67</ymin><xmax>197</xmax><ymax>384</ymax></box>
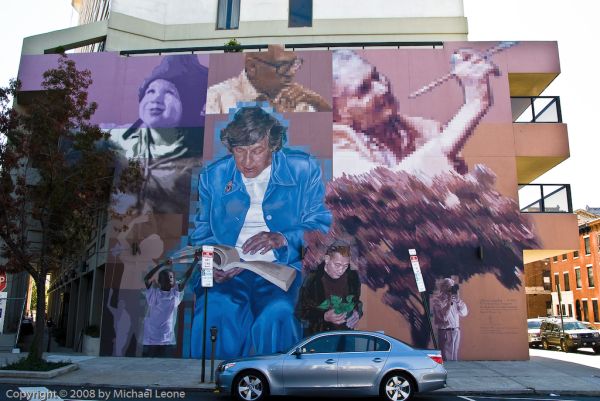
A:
<box><xmin>189</xmin><ymin>105</ymin><xmax>331</xmax><ymax>359</ymax></box>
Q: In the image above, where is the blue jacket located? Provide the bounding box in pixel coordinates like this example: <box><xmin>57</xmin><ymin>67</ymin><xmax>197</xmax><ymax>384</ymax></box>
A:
<box><xmin>190</xmin><ymin>148</ymin><xmax>331</xmax><ymax>269</ymax></box>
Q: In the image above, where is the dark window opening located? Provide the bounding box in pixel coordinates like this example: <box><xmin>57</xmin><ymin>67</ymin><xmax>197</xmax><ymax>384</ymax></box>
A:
<box><xmin>217</xmin><ymin>0</ymin><xmax>240</xmax><ymax>30</ymax></box>
<box><xmin>582</xmin><ymin>300</ymin><xmax>589</xmax><ymax>321</ymax></box>
<box><xmin>563</xmin><ymin>272</ymin><xmax>570</xmax><ymax>291</ymax></box>
<box><xmin>289</xmin><ymin>0</ymin><xmax>313</xmax><ymax>27</ymax></box>
<box><xmin>584</xmin><ymin>237</ymin><xmax>591</xmax><ymax>255</ymax></box>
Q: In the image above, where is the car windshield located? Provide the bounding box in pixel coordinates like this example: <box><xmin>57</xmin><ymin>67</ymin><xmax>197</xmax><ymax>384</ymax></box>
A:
<box><xmin>528</xmin><ymin>320</ymin><xmax>542</xmax><ymax>329</ymax></box>
<box><xmin>563</xmin><ymin>321</ymin><xmax>589</xmax><ymax>330</ymax></box>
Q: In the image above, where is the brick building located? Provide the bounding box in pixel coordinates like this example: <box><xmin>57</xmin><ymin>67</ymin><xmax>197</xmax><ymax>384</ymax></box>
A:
<box><xmin>546</xmin><ymin>208</ymin><xmax>600</xmax><ymax>325</ymax></box>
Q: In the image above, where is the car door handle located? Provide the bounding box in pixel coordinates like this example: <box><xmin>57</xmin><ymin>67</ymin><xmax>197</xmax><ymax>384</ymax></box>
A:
<box><xmin>372</xmin><ymin>358</ymin><xmax>383</xmax><ymax>363</ymax></box>
<box><xmin>325</xmin><ymin>359</ymin><xmax>336</xmax><ymax>364</ymax></box>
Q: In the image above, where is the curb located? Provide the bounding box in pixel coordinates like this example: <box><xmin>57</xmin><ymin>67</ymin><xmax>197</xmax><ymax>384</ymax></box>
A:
<box><xmin>0</xmin><ymin>379</ymin><xmax>216</xmax><ymax>392</ymax></box>
<box><xmin>0</xmin><ymin>363</ymin><xmax>79</xmax><ymax>379</ymax></box>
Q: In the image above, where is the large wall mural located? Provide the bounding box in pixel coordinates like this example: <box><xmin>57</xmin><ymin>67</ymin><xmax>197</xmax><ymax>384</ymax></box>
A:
<box><xmin>17</xmin><ymin>41</ymin><xmax>552</xmax><ymax>360</ymax></box>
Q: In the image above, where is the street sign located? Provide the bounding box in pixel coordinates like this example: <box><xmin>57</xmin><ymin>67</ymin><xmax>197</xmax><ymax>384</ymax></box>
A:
<box><xmin>408</xmin><ymin>249</ymin><xmax>426</xmax><ymax>293</ymax></box>
<box><xmin>0</xmin><ymin>270</ymin><xmax>6</xmax><ymax>292</ymax></box>
<box><xmin>201</xmin><ymin>245</ymin><xmax>214</xmax><ymax>288</ymax></box>
<box><xmin>408</xmin><ymin>249</ymin><xmax>437</xmax><ymax>349</ymax></box>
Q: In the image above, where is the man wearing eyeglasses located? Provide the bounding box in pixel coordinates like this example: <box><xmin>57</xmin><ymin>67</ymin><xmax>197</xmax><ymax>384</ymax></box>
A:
<box><xmin>206</xmin><ymin>45</ymin><xmax>331</xmax><ymax>114</ymax></box>
<box><xmin>296</xmin><ymin>243</ymin><xmax>363</xmax><ymax>336</ymax></box>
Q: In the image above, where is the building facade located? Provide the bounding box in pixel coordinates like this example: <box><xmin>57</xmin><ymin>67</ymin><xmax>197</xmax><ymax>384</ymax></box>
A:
<box><xmin>11</xmin><ymin>1</ymin><xmax>579</xmax><ymax>360</ymax></box>
<box><xmin>25</xmin><ymin>0</ymin><xmax>468</xmax><ymax>55</ymax></box>
<box><xmin>546</xmin><ymin>209</ymin><xmax>600</xmax><ymax>325</ymax></box>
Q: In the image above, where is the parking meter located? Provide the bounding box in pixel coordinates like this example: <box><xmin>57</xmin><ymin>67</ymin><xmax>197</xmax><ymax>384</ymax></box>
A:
<box><xmin>210</xmin><ymin>326</ymin><xmax>218</xmax><ymax>382</ymax></box>
<box><xmin>46</xmin><ymin>319</ymin><xmax>54</xmax><ymax>352</ymax></box>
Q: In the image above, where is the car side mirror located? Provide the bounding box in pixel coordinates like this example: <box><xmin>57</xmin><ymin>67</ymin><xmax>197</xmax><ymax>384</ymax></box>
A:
<box><xmin>292</xmin><ymin>347</ymin><xmax>302</xmax><ymax>358</ymax></box>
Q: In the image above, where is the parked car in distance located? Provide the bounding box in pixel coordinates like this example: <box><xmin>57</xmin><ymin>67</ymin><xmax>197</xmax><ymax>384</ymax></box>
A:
<box><xmin>540</xmin><ymin>317</ymin><xmax>600</xmax><ymax>353</ymax></box>
<box><xmin>215</xmin><ymin>330</ymin><xmax>446</xmax><ymax>401</ymax></box>
<box><xmin>527</xmin><ymin>318</ymin><xmax>544</xmax><ymax>347</ymax></box>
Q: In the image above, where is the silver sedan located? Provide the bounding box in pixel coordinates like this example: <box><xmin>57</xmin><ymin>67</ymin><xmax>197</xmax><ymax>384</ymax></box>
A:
<box><xmin>215</xmin><ymin>330</ymin><xmax>447</xmax><ymax>401</ymax></box>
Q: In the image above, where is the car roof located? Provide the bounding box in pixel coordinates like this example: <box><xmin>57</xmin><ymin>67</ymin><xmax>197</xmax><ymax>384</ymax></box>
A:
<box><xmin>306</xmin><ymin>330</ymin><xmax>400</xmax><ymax>343</ymax></box>
<box><xmin>303</xmin><ymin>330</ymin><xmax>420</xmax><ymax>350</ymax></box>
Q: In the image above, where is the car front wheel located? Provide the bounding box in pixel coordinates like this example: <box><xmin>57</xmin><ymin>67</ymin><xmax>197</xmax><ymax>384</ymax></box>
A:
<box><xmin>560</xmin><ymin>339</ymin><xmax>572</xmax><ymax>353</ymax></box>
<box><xmin>233</xmin><ymin>371</ymin><xmax>268</xmax><ymax>401</ymax></box>
<box><xmin>593</xmin><ymin>346</ymin><xmax>600</xmax><ymax>355</ymax></box>
<box><xmin>542</xmin><ymin>339</ymin><xmax>549</xmax><ymax>350</ymax></box>
<box><xmin>381</xmin><ymin>372</ymin><xmax>414</xmax><ymax>401</ymax></box>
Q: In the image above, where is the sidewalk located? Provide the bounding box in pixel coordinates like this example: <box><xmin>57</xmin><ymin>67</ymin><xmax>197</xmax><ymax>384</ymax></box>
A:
<box><xmin>0</xmin><ymin>351</ymin><xmax>599</xmax><ymax>396</ymax></box>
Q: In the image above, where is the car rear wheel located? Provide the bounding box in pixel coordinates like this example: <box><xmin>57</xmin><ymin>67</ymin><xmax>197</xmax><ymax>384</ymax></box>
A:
<box><xmin>233</xmin><ymin>371</ymin><xmax>268</xmax><ymax>401</ymax></box>
<box><xmin>560</xmin><ymin>339</ymin><xmax>572</xmax><ymax>353</ymax></box>
<box><xmin>381</xmin><ymin>372</ymin><xmax>414</xmax><ymax>401</ymax></box>
<box><xmin>542</xmin><ymin>339</ymin><xmax>549</xmax><ymax>350</ymax></box>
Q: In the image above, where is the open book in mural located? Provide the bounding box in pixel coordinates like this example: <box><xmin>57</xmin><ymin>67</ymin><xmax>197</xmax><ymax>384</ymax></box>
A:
<box><xmin>171</xmin><ymin>245</ymin><xmax>297</xmax><ymax>291</ymax></box>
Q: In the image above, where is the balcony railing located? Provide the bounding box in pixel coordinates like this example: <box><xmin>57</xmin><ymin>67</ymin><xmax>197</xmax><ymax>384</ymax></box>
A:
<box><xmin>519</xmin><ymin>184</ymin><xmax>572</xmax><ymax>213</ymax></box>
<box><xmin>511</xmin><ymin>96</ymin><xmax>562</xmax><ymax>123</ymax></box>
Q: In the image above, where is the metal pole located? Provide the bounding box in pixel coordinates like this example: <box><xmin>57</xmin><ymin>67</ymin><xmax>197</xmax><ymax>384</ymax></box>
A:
<box><xmin>557</xmin><ymin>283</ymin><xmax>565</xmax><ymax>335</ymax></box>
<box><xmin>201</xmin><ymin>287</ymin><xmax>208</xmax><ymax>383</ymax></box>
<box><xmin>421</xmin><ymin>293</ymin><xmax>438</xmax><ymax>349</ymax></box>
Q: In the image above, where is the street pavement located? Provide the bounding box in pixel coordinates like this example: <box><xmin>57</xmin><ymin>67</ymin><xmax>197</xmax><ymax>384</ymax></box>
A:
<box><xmin>1</xmin><ymin>385</ymin><xmax>599</xmax><ymax>401</ymax></box>
<box><xmin>0</xmin><ymin>348</ymin><xmax>598</xmax><ymax>398</ymax></box>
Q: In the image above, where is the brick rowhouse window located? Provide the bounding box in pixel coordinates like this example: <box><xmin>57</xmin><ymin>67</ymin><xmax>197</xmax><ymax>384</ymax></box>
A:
<box><xmin>587</xmin><ymin>265</ymin><xmax>595</xmax><ymax>288</ymax></box>
<box><xmin>582</xmin><ymin>299</ymin><xmax>590</xmax><ymax>321</ymax></box>
<box><xmin>585</xmin><ymin>236</ymin><xmax>591</xmax><ymax>255</ymax></box>
<box><xmin>563</xmin><ymin>272</ymin><xmax>571</xmax><ymax>291</ymax></box>
<box><xmin>575</xmin><ymin>268</ymin><xmax>582</xmax><ymax>288</ymax></box>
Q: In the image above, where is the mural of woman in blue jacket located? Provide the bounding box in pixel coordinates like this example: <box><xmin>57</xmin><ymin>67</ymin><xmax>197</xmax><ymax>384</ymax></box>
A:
<box><xmin>190</xmin><ymin>105</ymin><xmax>331</xmax><ymax>358</ymax></box>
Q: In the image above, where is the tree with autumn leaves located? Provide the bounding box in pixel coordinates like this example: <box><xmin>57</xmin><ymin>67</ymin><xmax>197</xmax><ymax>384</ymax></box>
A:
<box><xmin>0</xmin><ymin>55</ymin><xmax>140</xmax><ymax>363</ymax></box>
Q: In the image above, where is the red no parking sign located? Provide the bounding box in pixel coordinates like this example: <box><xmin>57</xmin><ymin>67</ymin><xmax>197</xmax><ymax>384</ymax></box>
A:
<box><xmin>0</xmin><ymin>270</ymin><xmax>6</xmax><ymax>292</ymax></box>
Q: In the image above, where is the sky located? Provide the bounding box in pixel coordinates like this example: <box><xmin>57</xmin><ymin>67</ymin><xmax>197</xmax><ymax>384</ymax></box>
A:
<box><xmin>0</xmin><ymin>0</ymin><xmax>598</xmax><ymax>209</ymax></box>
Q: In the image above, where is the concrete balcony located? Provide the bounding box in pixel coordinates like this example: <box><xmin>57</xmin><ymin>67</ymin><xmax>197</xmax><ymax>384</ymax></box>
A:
<box><xmin>510</xmin><ymin>96</ymin><xmax>569</xmax><ymax>183</ymax></box>
<box><xmin>520</xmin><ymin>184</ymin><xmax>578</xmax><ymax>263</ymax></box>
<box><xmin>523</xmin><ymin>213</ymin><xmax>579</xmax><ymax>264</ymax></box>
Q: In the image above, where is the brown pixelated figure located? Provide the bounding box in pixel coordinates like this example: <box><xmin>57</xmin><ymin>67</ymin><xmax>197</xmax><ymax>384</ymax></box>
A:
<box><xmin>332</xmin><ymin>48</ymin><xmax>497</xmax><ymax>178</ymax></box>
<box><xmin>207</xmin><ymin>45</ymin><xmax>332</xmax><ymax>114</ymax></box>
<box><xmin>431</xmin><ymin>277</ymin><xmax>468</xmax><ymax>361</ymax></box>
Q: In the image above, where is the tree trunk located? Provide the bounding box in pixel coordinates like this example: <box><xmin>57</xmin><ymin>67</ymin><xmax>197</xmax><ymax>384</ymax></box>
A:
<box><xmin>26</xmin><ymin>276</ymin><xmax>47</xmax><ymax>363</ymax></box>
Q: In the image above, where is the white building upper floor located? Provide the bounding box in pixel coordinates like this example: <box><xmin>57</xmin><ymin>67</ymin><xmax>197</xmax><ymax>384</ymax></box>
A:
<box><xmin>25</xmin><ymin>0</ymin><xmax>467</xmax><ymax>54</ymax></box>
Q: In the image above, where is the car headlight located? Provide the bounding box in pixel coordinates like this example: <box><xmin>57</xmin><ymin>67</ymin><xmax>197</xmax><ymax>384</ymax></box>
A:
<box><xmin>223</xmin><ymin>362</ymin><xmax>236</xmax><ymax>371</ymax></box>
<box><xmin>593</xmin><ymin>332</ymin><xmax>599</xmax><ymax>338</ymax></box>
<box><xmin>569</xmin><ymin>334</ymin><xmax>578</xmax><ymax>339</ymax></box>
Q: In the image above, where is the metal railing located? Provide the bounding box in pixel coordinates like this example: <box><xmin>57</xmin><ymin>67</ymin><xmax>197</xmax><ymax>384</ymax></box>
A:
<box><xmin>519</xmin><ymin>184</ymin><xmax>572</xmax><ymax>213</ymax></box>
<box><xmin>511</xmin><ymin>96</ymin><xmax>562</xmax><ymax>123</ymax></box>
<box><xmin>119</xmin><ymin>41</ymin><xmax>443</xmax><ymax>56</ymax></box>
